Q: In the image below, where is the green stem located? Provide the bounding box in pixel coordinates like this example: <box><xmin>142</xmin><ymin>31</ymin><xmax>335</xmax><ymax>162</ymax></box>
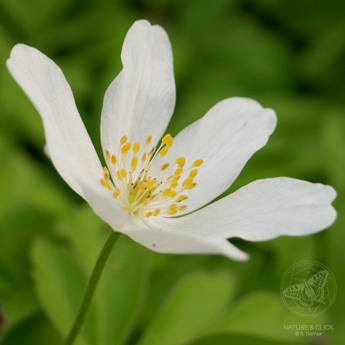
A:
<box><xmin>63</xmin><ymin>231</ymin><xmax>121</xmax><ymax>345</ymax></box>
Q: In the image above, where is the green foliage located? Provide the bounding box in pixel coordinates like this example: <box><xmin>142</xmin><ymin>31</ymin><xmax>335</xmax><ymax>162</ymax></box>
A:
<box><xmin>30</xmin><ymin>207</ymin><xmax>150</xmax><ymax>345</ymax></box>
<box><xmin>1</xmin><ymin>0</ymin><xmax>344</xmax><ymax>344</ymax></box>
<box><xmin>137</xmin><ymin>270</ymin><xmax>236</xmax><ymax>345</ymax></box>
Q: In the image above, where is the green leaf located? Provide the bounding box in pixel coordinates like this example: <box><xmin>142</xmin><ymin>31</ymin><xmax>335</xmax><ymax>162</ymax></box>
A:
<box><xmin>189</xmin><ymin>333</ymin><xmax>297</xmax><ymax>345</ymax></box>
<box><xmin>56</xmin><ymin>207</ymin><xmax>106</xmax><ymax>275</ymax></box>
<box><xmin>215</xmin><ymin>291</ymin><xmax>325</xmax><ymax>341</ymax></box>
<box><xmin>137</xmin><ymin>270</ymin><xmax>236</xmax><ymax>345</ymax></box>
<box><xmin>30</xmin><ymin>239</ymin><xmax>92</xmax><ymax>345</ymax></box>
<box><xmin>95</xmin><ymin>235</ymin><xmax>150</xmax><ymax>345</ymax></box>
<box><xmin>2</xmin><ymin>311</ymin><xmax>61</xmax><ymax>345</ymax></box>
<box><xmin>31</xmin><ymin>206</ymin><xmax>151</xmax><ymax>345</ymax></box>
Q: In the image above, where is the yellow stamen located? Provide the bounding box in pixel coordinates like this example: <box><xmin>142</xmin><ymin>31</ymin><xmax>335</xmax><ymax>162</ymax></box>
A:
<box><xmin>131</xmin><ymin>157</ymin><xmax>138</xmax><ymax>171</ymax></box>
<box><xmin>148</xmin><ymin>147</ymin><xmax>155</xmax><ymax>158</ymax></box>
<box><xmin>162</xmin><ymin>188</ymin><xmax>172</xmax><ymax>197</ymax></box>
<box><xmin>120</xmin><ymin>169</ymin><xmax>127</xmax><ymax>179</ymax></box>
<box><xmin>146</xmin><ymin>179</ymin><xmax>155</xmax><ymax>188</ymax></box>
<box><xmin>169</xmin><ymin>190</ymin><xmax>177</xmax><ymax>198</ymax></box>
<box><xmin>167</xmin><ymin>204</ymin><xmax>178</xmax><ymax>215</ymax></box>
<box><xmin>174</xmin><ymin>167</ymin><xmax>183</xmax><ymax>176</ymax></box>
<box><xmin>176</xmin><ymin>195</ymin><xmax>188</xmax><ymax>202</ymax></box>
<box><xmin>170</xmin><ymin>180</ymin><xmax>178</xmax><ymax>188</ymax></box>
<box><xmin>162</xmin><ymin>134</ymin><xmax>173</xmax><ymax>147</ymax></box>
<box><xmin>121</xmin><ymin>142</ymin><xmax>131</xmax><ymax>155</ymax></box>
<box><xmin>100</xmin><ymin>133</ymin><xmax>203</xmax><ymax>219</ymax></box>
<box><xmin>133</xmin><ymin>142</ymin><xmax>140</xmax><ymax>154</ymax></box>
<box><xmin>193</xmin><ymin>159</ymin><xmax>203</xmax><ymax>167</ymax></box>
<box><xmin>176</xmin><ymin>157</ymin><xmax>186</xmax><ymax>167</ymax></box>
<box><xmin>183</xmin><ymin>178</ymin><xmax>197</xmax><ymax>189</ymax></box>
<box><xmin>113</xmin><ymin>189</ymin><xmax>120</xmax><ymax>199</ymax></box>
<box><xmin>145</xmin><ymin>135</ymin><xmax>152</xmax><ymax>145</ymax></box>
<box><xmin>189</xmin><ymin>169</ymin><xmax>198</xmax><ymax>178</ymax></box>
<box><xmin>120</xmin><ymin>135</ymin><xmax>128</xmax><ymax>145</ymax></box>
<box><xmin>160</xmin><ymin>146</ymin><xmax>169</xmax><ymax>157</ymax></box>
<box><xmin>161</xmin><ymin>163</ymin><xmax>169</xmax><ymax>171</ymax></box>
<box><xmin>111</xmin><ymin>154</ymin><xmax>117</xmax><ymax>165</ymax></box>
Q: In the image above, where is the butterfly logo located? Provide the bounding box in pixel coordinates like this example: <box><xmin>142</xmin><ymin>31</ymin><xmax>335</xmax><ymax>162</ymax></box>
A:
<box><xmin>283</xmin><ymin>270</ymin><xmax>329</xmax><ymax>310</ymax></box>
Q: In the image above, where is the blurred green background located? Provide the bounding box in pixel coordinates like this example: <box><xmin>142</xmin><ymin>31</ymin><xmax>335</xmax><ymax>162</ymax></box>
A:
<box><xmin>1</xmin><ymin>0</ymin><xmax>345</xmax><ymax>344</ymax></box>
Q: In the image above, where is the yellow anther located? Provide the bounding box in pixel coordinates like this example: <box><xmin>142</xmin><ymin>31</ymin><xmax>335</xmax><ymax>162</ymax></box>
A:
<box><xmin>176</xmin><ymin>195</ymin><xmax>188</xmax><ymax>202</ymax></box>
<box><xmin>146</xmin><ymin>135</ymin><xmax>152</xmax><ymax>145</ymax></box>
<box><xmin>176</xmin><ymin>157</ymin><xmax>186</xmax><ymax>167</ymax></box>
<box><xmin>120</xmin><ymin>135</ymin><xmax>128</xmax><ymax>145</ymax></box>
<box><xmin>113</xmin><ymin>189</ymin><xmax>120</xmax><ymax>199</ymax></box>
<box><xmin>146</xmin><ymin>179</ymin><xmax>155</xmax><ymax>188</ymax></box>
<box><xmin>174</xmin><ymin>167</ymin><xmax>183</xmax><ymax>176</ymax></box>
<box><xmin>148</xmin><ymin>147</ymin><xmax>155</xmax><ymax>157</ymax></box>
<box><xmin>189</xmin><ymin>169</ymin><xmax>198</xmax><ymax>178</ymax></box>
<box><xmin>101</xmin><ymin>134</ymin><xmax>202</xmax><ymax>218</ymax></box>
<box><xmin>183</xmin><ymin>178</ymin><xmax>197</xmax><ymax>189</ymax></box>
<box><xmin>138</xmin><ymin>184</ymin><xmax>146</xmax><ymax>193</ymax></box>
<box><xmin>133</xmin><ymin>142</ymin><xmax>140</xmax><ymax>154</ymax></box>
<box><xmin>162</xmin><ymin>134</ymin><xmax>173</xmax><ymax>147</ymax></box>
<box><xmin>121</xmin><ymin>142</ymin><xmax>131</xmax><ymax>155</ymax></box>
<box><xmin>111</xmin><ymin>154</ymin><xmax>117</xmax><ymax>165</ymax></box>
<box><xmin>193</xmin><ymin>159</ymin><xmax>203</xmax><ymax>167</ymax></box>
<box><xmin>162</xmin><ymin>188</ymin><xmax>172</xmax><ymax>197</ymax></box>
<box><xmin>160</xmin><ymin>146</ymin><xmax>169</xmax><ymax>157</ymax></box>
<box><xmin>161</xmin><ymin>163</ymin><xmax>169</xmax><ymax>171</ymax></box>
<box><xmin>103</xmin><ymin>167</ymin><xmax>110</xmax><ymax>180</ymax></box>
<box><xmin>169</xmin><ymin>190</ymin><xmax>177</xmax><ymax>198</ymax></box>
<box><xmin>170</xmin><ymin>180</ymin><xmax>178</xmax><ymax>188</ymax></box>
<box><xmin>131</xmin><ymin>157</ymin><xmax>138</xmax><ymax>171</ymax></box>
<box><xmin>167</xmin><ymin>204</ymin><xmax>178</xmax><ymax>215</ymax></box>
<box><xmin>145</xmin><ymin>212</ymin><xmax>153</xmax><ymax>218</ymax></box>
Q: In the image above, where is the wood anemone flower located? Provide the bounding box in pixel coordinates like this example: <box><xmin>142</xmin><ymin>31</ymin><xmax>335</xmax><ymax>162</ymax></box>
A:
<box><xmin>7</xmin><ymin>20</ymin><xmax>337</xmax><ymax>260</ymax></box>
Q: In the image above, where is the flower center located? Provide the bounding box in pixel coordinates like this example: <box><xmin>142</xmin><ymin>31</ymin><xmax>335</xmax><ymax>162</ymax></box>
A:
<box><xmin>100</xmin><ymin>134</ymin><xmax>203</xmax><ymax>218</ymax></box>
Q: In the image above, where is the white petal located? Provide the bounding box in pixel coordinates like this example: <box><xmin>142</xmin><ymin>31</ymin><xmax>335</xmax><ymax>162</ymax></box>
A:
<box><xmin>149</xmin><ymin>178</ymin><xmax>336</xmax><ymax>242</ymax></box>
<box><xmin>123</xmin><ymin>222</ymin><xmax>249</xmax><ymax>260</ymax></box>
<box><xmin>77</xmin><ymin>168</ymin><xmax>132</xmax><ymax>231</ymax></box>
<box><xmin>7</xmin><ymin>44</ymin><xmax>103</xmax><ymax>198</ymax></box>
<box><xmin>101</xmin><ymin>20</ymin><xmax>176</xmax><ymax>155</ymax></box>
<box><xmin>165</xmin><ymin>97</ymin><xmax>277</xmax><ymax>213</ymax></box>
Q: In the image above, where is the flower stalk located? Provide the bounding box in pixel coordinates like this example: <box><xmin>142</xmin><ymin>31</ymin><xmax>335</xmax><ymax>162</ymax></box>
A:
<box><xmin>63</xmin><ymin>231</ymin><xmax>121</xmax><ymax>345</ymax></box>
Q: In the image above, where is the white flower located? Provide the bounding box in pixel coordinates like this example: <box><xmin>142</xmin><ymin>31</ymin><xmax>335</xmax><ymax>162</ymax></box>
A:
<box><xmin>7</xmin><ymin>20</ymin><xmax>336</xmax><ymax>260</ymax></box>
